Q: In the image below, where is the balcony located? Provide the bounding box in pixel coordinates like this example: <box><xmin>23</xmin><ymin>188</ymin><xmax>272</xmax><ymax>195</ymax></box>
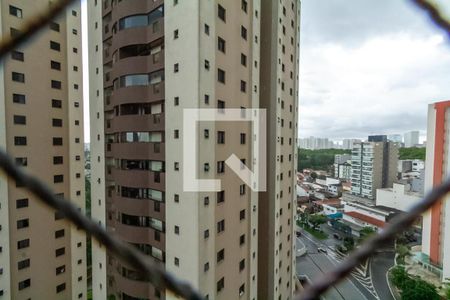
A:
<box><xmin>112</xmin><ymin>194</ymin><xmax>164</xmax><ymax>220</ymax></box>
<box><xmin>110</xmin><ymin>142</ymin><xmax>165</xmax><ymax>160</ymax></box>
<box><xmin>111</xmin><ymin>168</ymin><xmax>165</xmax><ymax>189</ymax></box>
<box><xmin>109</xmin><ymin>114</ymin><xmax>165</xmax><ymax>133</ymax></box>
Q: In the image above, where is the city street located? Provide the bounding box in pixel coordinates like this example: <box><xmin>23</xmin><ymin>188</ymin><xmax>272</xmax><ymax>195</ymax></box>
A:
<box><xmin>296</xmin><ymin>225</ymin><xmax>395</xmax><ymax>300</ymax></box>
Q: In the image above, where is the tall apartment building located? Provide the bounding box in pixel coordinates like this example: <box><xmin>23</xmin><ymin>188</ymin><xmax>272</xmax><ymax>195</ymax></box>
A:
<box><xmin>0</xmin><ymin>1</ymin><xmax>86</xmax><ymax>299</ymax></box>
<box><xmin>421</xmin><ymin>100</ymin><xmax>450</xmax><ymax>282</ymax></box>
<box><xmin>342</xmin><ymin>139</ymin><xmax>361</xmax><ymax>150</ymax></box>
<box><xmin>404</xmin><ymin>131</ymin><xmax>419</xmax><ymax>148</ymax></box>
<box><xmin>351</xmin><ymin>141</ymin><xmax>398</xmax><ymax>200</ymax></box>
<box><xmin>88</xmin><ymin>0</ymin><xmax>300</xmax><ymax>299</ymax></box>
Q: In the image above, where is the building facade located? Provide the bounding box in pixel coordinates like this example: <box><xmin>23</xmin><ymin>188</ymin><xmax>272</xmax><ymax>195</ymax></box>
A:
<box><xmin>376</xmin><ymin>183</ymin><xmax>422</xmax><ymax>212</ymax></box>
<box><xmin>351</xmin><ymin>141</ymin><xmax>398</xmax><ymax>200</ymax></box>
<box><xmin>404</xmin><ymin>131</ymin><xmax>420</xmax><ymax>148</ymax></box>
<box><xmin>88</xmin><ymin>0</ymin><xmax>300</xmax><ymax>299</ymax></box>
<box><xmin>421</xmin><ymin>100</ymin><xmax>450</xmax><ymax>282</ymax></box>
<box><xmin>0</xmin><ymin>1</ymin><xmax>86</xmax><ymax>299</ymax></box>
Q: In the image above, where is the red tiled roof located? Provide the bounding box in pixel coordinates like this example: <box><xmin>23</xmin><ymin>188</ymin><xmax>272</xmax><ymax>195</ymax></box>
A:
<box><xmin>344</xmin><ymin>211</ymin><xmax>386</xmax><ymax>228</ymax></box>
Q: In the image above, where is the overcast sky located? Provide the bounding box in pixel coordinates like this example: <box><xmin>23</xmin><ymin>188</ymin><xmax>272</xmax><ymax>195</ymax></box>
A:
<box><xmin>298</xmin><ymin>0</ymin><xmax>450</xmax><ymax>141</ymax></box>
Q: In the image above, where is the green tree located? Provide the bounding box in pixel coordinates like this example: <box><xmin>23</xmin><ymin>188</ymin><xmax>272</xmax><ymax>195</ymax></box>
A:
<box><xmin>359</xmin><ymin>226</ymin><xmax>376</xmax><ymax>242</ymax></box>
<box><xmin>308</xmin><ymin>214</ymin><xmax>327</xmax><ymax>230</ymax></box>
<box><xmin>310</xmin><ymin>172</ymin><xmax>318</xmax><ymax>180</ymax></box>
<box><xmin>399</xmin><ymin>147</ymin><xmax>426</xmax><ymax>160</ymax></box>
<box><xmin>401</xmin><ymin>279</ymin><xmax>439</xmax><ymax>300</ymax></box>
<box><xmin>396</xmin><ymin>244</ymin><xmax>411</xmax><ymax>265</ymax></box>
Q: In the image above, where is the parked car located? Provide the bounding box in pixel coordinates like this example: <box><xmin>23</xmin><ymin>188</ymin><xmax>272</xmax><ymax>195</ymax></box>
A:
<box><xmin>317</xmin><ymin>247</ymin><xmax>328</xmax><ymax>254</ymax></box>
<box><xmin>333</xmin><ymin>233</ymin><xmax>342</xmax><ymax>240</ymax></box>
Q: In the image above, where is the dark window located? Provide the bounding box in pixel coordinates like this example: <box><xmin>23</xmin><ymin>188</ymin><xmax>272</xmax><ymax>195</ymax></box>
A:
<box><xmin>53</xmin><ymin>156</ymin><xmax>63</xmax><ymax>165</ymax></box>
<box><xmin>50</xmin><ymin>41</ymin><xmax>61</xmax><ymax>51</ymax></box>
<box><xmin>217</xmin><ymin>277</ymin><xmax>225</xmax><ymax>292</ymax></box>
<box><xmin>240</xmin><ymin>133</ymin><xmax>246</xmax><ymax>144</ymax></box>
<box><xmin>51</xmin><ymin>61</ymin><xmax>61</xmax><ymax>70</ymax></box>
<box><xmin>17</xmin><ymin>239</ymin><xmax>30</xmax><ymax>249</ymax></box>
<box><xmin>56</xmin><ymin>265</ymin><xmax>65</xmax><ymax>275</ymax></box>
<box><xmin>241</xmin><ymin>26</ymin><xmax>247</xmax><ymax>40</ymax></box>
<box><xmin>55</xmin><ymin>247</ymin><xmax>65</xmax><ymax>257</ymax></box>
<box><xmin>218</xmin><ymin>4</ymin><xmax>226</xmax><ymax>22</ymax></box>
<box><xmin>13</xmin><ymin>94</ymin><xmax>26</xmax><ymax>104</ymax></box>
<box><xmin>54</xmin><ymin>175</ymin><xmax>64</xmax><ymax>183</ymax></box>
<box><xmin>52</xmin><ymin>99</ymin><xmax>62</xmax><ymax>108</ymax></box>
<box><xmin>241</xmin><ymin>53</ymin><xmax>247</xmax><ymax>66</ymax></box>
<box><xmin>217</xmin><ymin>161</ymin><xmax>225</xmax><ymax>173</ymax></box>
<box><xmin>16</xmin><ymin>198</ymin><xmax>28</xmax><ymax>208</ymax></box>
<box><xmin>217</xmin><ymin>131</ymin><xmax>225</xmax><ymax>144</ymax></box>
<box><xmin>217</xmin><ymin>249</ymin><xmax>225</xmax><ymax>263</ymax></box>
<box><xmin>217</xmin><ymin>219</ymin><xmax>225</xmax><ymax>233</ymax></box>
<box><xmin>240</xmin><ymin>234</ymin><xmax>245</xmax><ymax>245</ymax></box>
<box><xmin>12</xmin><ymin>72</ymin><xmax>25</xmax><ymax>83</ymax></box>
<box><xmin>55</xmin><ymin>229</ymin><xmax>65</xmax><ymax>238</ymax></box>
<box><xmin>72</xmin><ymin>10</ymin><xmax>77</xmax><ymax>16</ymax></box>
<box><xmin>217</xmin><ymin>190</ymin><xmax>225</xmax><ymax>203</ymax></box>
<box><xmin>56</xmin><ymin>283</ymin><xmax>66</xmax><ymax>293</ymax></box>
<box><xmin>51</xmin><ymin>80</ymin><xmax>62</xmax><ymax>89</ymax></box>
<box><xmin>11</xmin><ymin>50</ymin><xmax>24</xmax><ymax>61</ymax></box>
<box><xmin>17</xmin><ymin>219</ymin><xmax>29</xmax><ymax>229</ymax></box>
<box><xmin>9</xmin><ymin>5</ymin><xmax>23</xmax><ymax>18</ymax></box>
<box><xmin>50</xmin><ymin>22</ymin><xmax>60</xmax><ymax>32</ymax></box>
<box><xmin>241</xmin><ymin>0</ymin><xmax>248</xmax><ymax>13</ymax></box>
<box><xmin>218</xmin><ymin>37</ymin><xmax>226</xmax><ymax>53</ymax></box>
<box><xmin>239</xmin><ymin>259</ymin><xmax>245</xmax><ymax>271</ymax></box>
<box><xmin>52</xmin><ymin>119</ymin><xmax>63</xmax><ymax>127</ymax></box>
<box><xmin>10</xmin><ymin>28</ymin><xmax>21</xmax><ymax>37</ymax></box>
<box><xmin>13</xmin><ymin>115</ymin><xmax>26</xmax><ymax>125</ymax></box>
<box><xmin>18</xmin><ymin>279</ymin><xmax>30</xmax><ymax>290</ymax></box>
<box><xmin>218</xmin><ymin>68</ymin><xmax>225</xmax><ymax>83</ymax></box>
<box><xmin>204</xmin><ymin>23</ymin><xmax>210</xmax><ymax>35</ymax></box>
<box><xmin>14</xmin><ymin>136</ymin><xmax>27</xmax><ymax>146</ymax></box>
<box><xmin>53</xmin><ymin>137</ymin><xmax>63</xmax><ymax>146</ymax></box>
<box><xmin>240</xmin><ymin>209</ymin><xmax>246</xmax><ymax>220</ymax></box>
<box><xmin>16</xmin><ymin>157</ymin><xmax>28</xmax><ymax>167</ymax></box>
<box><xmin>240</xmin><ymin>80</ymin><xmax>247</xmax><ymax>92</ymax></box>
<box><xmin>55</xmin><ymin>210</ymin><xmax>65</xmax><ymax>220</ymax></box>
<box><xmin>18</xmin><ymin>259</ymin><xmax>30</xmax><ymax>270</ymax></box>
<box><xmin>239</xmin><ymin>284</ymin><xmax>245</xmax><ymax>296</ymax></box>
<box><xmin>204</xmin><ymin>229</ymin><xmax>209</xmax><ymax>239</ymax></box>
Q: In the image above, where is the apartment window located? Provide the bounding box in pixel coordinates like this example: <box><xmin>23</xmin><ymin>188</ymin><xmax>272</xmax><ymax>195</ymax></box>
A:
<box><xmin>13</xmin><ymin>115</ymin><xmax>26</xmax><ymax>125</ymax></box>
<box><xmin>18</xmin><ymin>259</ymin><xmax>30</xmax><ymax>270</ymax></box>
<box><xmin>239</xmin><ymin>284</ymin><xmax>245</xmax><ymax>296</ymax></box>
<box><xmin>52</xmin><ymin>119</ymin><xmax>63</xmax><ymax>127</ymax></box>
<box><xmin>52</xmin><ymin>99</ymin><xmax>62</xmax><ymax>108</ymax></box>
<box><xmin>18</xmin><ymin>279</ymin><xmax>30</xmax><ymax>290</ymax></box>
<box><xmin>204</xmin><ymin>94</ymin><xmax>210</xmax><ymax>104</ymax></box>
<box><xmin>14</xmin><ymin>136</ymin><xmax>27</xmax><ymax>146</ymax></box>
<box><xmin>13</xmin><ymin>94</ymin><xmax>26</xmax><ymax>104</ymax></box>
<box><xmin>218</xmin><ymin>37</ymin><xmax>226</xmax><ymax>53</ymax></box>
<box><xmin>217</xmin><ymin>191</ymin><xmax>225</xmax><ymax>203</ymax></box>
<box><xmin>11</xmin><ymin>50</ymin><xmax>24</xmax><ymax>61</ymax></box>
<box><xmin>9</xmin><ymin>5</ymin><xmax>23</xmax><ymax>18</ymax></box>
<box><xmin>204</xmin><ymin>262</ymin><xmax>209</xmax><ymax>272</ymax></box>
<box><xmin>174</xmin><ymin>162</ymin><xmax>179</xmax><ymax>171</ymax></box>
<box><xmin>217</xmin><ymin>219</ymin><xmax>225</xmax><ymax>233</ymax></box>
<box><xmin>205</xmin><ymin>60</ymin><xmax>210</xmax><ymax>70</ymax></box>
<box><xmin>217</xmin><ymin>131</ymin><xmax>225</xmax><ymax>144</ymax></box>
<box><xmin>55</xmin><ymin>229</ymin><xmax>65</xmax><ymax>238</ymax></box>
<box><xmin>174</xmin><ymin>63</ymin><xmax>179</xmax><ymax>73</ymax></box>
<box><xmin>218</xmin><ymin>4</ymin><xmax>226</xmax><ymax>22</ymax></box>
<box><xmin>241</xmin><ymin>54</ymin><xmax>247</xmax><ymax>66</ymax></box>
<box><xmin>73</xmin><ymin>29</ymin><xmax>78</xmax><ymax>35</ymax></box>
<box><xmin>174</xmin><ymin>29</ymin><xmax>179</xmax><ymax>39</ymax></box>
<box><xmin>217</xmin><ymin>277</ymin><xmax>225</xmax><ymax>292</ymax></box>
<box><xmin>240</xmin><ymin>234</ymin><xmax>245</xmax><ymax>245</ymax></box>
<box><xmin>204</xmin><ymin>229</ymin><xmax>209</xmax><ymax>239</ymax></box>
<box><xmin>240</xmin><ymin>184</ymin><xmax>246</xmax><ymax>195</ymax></box>
<box><xmin>204</xmin><ymin>196</ymin><xmax>209</xmax><ymax>206</ymax></box>
<box><xmin>16</xmin><ymin>198</ymin><xmax>28</xmax><ymax>208</ymax></box>
<box><xmin>174</xmin><ymin>226</ymin><xmax>180</xmax><ymax>235</ymax></box>
<box><xmin>174</xmin><ymin>257</ymin><xmax>179</xmax><ymax>267</ymax></box>
<box><xmin>12</xmin><ymin>72</ymin><xmax>25</xmax><ymax>83</ymax></box>
<box><xmin>217</xmin><ymin>249</ymin><xmax>225</xmax><ymax>262</ymax></box>
<box><xmin>204</xmin><ymin>129</ymin><xmax>209</xmax><ymax>139</ymax></box>
<box><xmin>241</xmin><ymin>0</ymin><xmax>248</xmax><ymax>12</ymax></box>
<box><xmin>218</xmin><ymin>68</ymin><xmax>225</xmax><ymax>83</ymax></box>
<box><xmin>240</xmin><ymin>133</ymin><xmax>246</xmax><ymax>144</ymax></box>
<box><xmin>51</xmin><ymin>80</ymin><xmax>62</xmax><ymax>89</ymax></box>
<box><xmin>174</xmin><ymin>96</ymin><xmax>179</xmax><ymax>106</ymax></box>
<box><xmin>56</xmin><ymin>247</ymin><xmax>65</xmax><ymax>257</ymax></box>
<box><xmin>50</xmin><ymin>22</ymin><xmax>60</xmax><ymax>32</ymax></box>
<box><xmin>17</xmin><ymin>219</ymin><xmax>29</xmax><ymax>229</ymax></box>
<box><xmin>50</xmin><ymin>41</ymin><xmax>61</xmax><ymax>51</ymax></box>
<box><xmin>72</xmin><ymin>10</ymin><xmax>77</xmax><ymax>16</ymax></box>
<box><xmin>174</xmin><ymin>130</ymin><xmax>179</xmax><ymax>139</ymax></box>
<box><xmin>204</xmin><ymin>23</ymin><xmax>210</xmax><ymax>35</ymax></box>
<box><xmin>10</xmin><ymin>28</ymin><xmax>21</xmax><ymax>37</ymax></box>
<box><xmin>241</xmin><ymin>26</ymin><xmax>247</xmax><ymax>40</ymax></box>
<box><xmin>53</xmin><ymin>137</ymin><xmax>63</xmax><ymax>146</ymax></box>
<box><xmin>217</xmin><ymin>161</ymin><xmax>225</xmax><ymax>173</ymax></box>
<box><xmin>51</xmin><ymin>61</ymin><xmax>61</xmax><ymax>70</ymax></box>
<box><xmin>174</xmin><ymin>194</ymin><xmax>179</xmax><ymax>203</ymax></box>
<box><xmin>240</xmin><ymin>80</ymin><xmax>247</xmax><ymax>92</ymax></box>
<box><xmin>56</xmin><ymin>265</ymin><xmax>66</xmax><ymax>275</ymax></box>
<box><xmin>56</xmin><ymin>283</ymin><xmax>66</xmax><ymax>293</ymax></box>
<box><xmin>217</xmin><ymin>100</ymin><xmax>225</xmax><ymax>112</ymax></box>
<box><xmin>239</xmin><ymin>259</ymin><xmax>245</xmax><ymax>271</ymax></box>
<box><xmin>73</xmin><ymin>47</ymin><xmax>78</xmax><ymax>53</ymax></box>
<box><xmin>17</xmin><ymin>239</ymin><xmax>30</xmax><ymax>249</ymax></box>
<box><xmin>240</xmin><ymin>209</ymin><xmax>246</xmax><ymax>220</ymax></box>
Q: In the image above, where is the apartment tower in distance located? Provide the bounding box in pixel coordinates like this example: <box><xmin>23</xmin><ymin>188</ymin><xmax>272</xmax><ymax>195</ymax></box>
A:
<box><xmin>88</xmin><ymin>0</ymin><xmax>300</xmax><ymax>299</ymax></box>
<box><xmin>421</xmin><ymin>100</ymin><xmax>450</xmax><ymax>282</ymax></box>
<box><xmin>351</xmin><ymin>141</ymin><xmax>398</xmax><ymax>200</ymax></box>
<box><xmin>0</xmin><ymin>1</ymin><xmax>86</xmax><ymax>299</ymax></box>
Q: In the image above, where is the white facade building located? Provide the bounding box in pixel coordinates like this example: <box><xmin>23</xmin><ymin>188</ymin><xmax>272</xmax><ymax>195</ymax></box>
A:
<box><xmin>376</xmin><ymin>183</ymin><xmax>422</xmax><ymax>212</ymax></box>
<box><xmin>404</xmin><ymin>131</ymin><xmax>420</xmax><ymax>148</ymax></box>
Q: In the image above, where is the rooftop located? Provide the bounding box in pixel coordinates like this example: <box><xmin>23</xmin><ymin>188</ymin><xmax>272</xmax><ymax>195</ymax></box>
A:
<box><xmin>344</xmin><ymin>211</ymin><xmax>386</xmax><ymax>228</ymax></box>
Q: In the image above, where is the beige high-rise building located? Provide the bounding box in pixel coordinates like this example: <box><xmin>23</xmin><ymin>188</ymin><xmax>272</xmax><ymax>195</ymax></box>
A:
<box><xmin>0</xmin><ymin>1</ymin><xmax>86</xmax><ymax>299</ymax></box>
<box><xmin>88</xmin><ymin>1</ymin><xmax>300</xmax><ymax>299</ymax></box>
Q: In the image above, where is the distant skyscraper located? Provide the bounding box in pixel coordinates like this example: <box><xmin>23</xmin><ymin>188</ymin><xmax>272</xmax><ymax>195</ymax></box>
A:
<box><xmin>351</xmin><ymin>141</ymin><xmax>398</xmax><ymax>199</ymax></box>
<box><xmin>421</xmin><ymin>101</ymin><xmax>450</xmax><ymax>282</ymax></box>
<box><xmin>368</xmin><ymin>135</ymin><xmax>387</xmax><ymax>142</ymax></box>
<box><xmin>404</xmin><ymin>131</ymin><xmax>420</xmax><ymax>147</ymax></box>
<box><xmin>342</xmin><ymin>139</ymin><xmax>361</xmax><ymax>150</ymax></box>
<box><xmin>388</xmin><ymin>134</ymin><xmax>403</xmax><ymax>143</ymax></box>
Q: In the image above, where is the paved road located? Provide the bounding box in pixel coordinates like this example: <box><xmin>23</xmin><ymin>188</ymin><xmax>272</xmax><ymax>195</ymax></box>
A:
<box><xmin>371</xmin><ymin>251</ymin><xmax>395</xmax><ymax>300</ymax></box>
<box><xmin>296</xmin><ymin>233</ymin><xmax>375</xmax><ymax>300</ymax></box>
